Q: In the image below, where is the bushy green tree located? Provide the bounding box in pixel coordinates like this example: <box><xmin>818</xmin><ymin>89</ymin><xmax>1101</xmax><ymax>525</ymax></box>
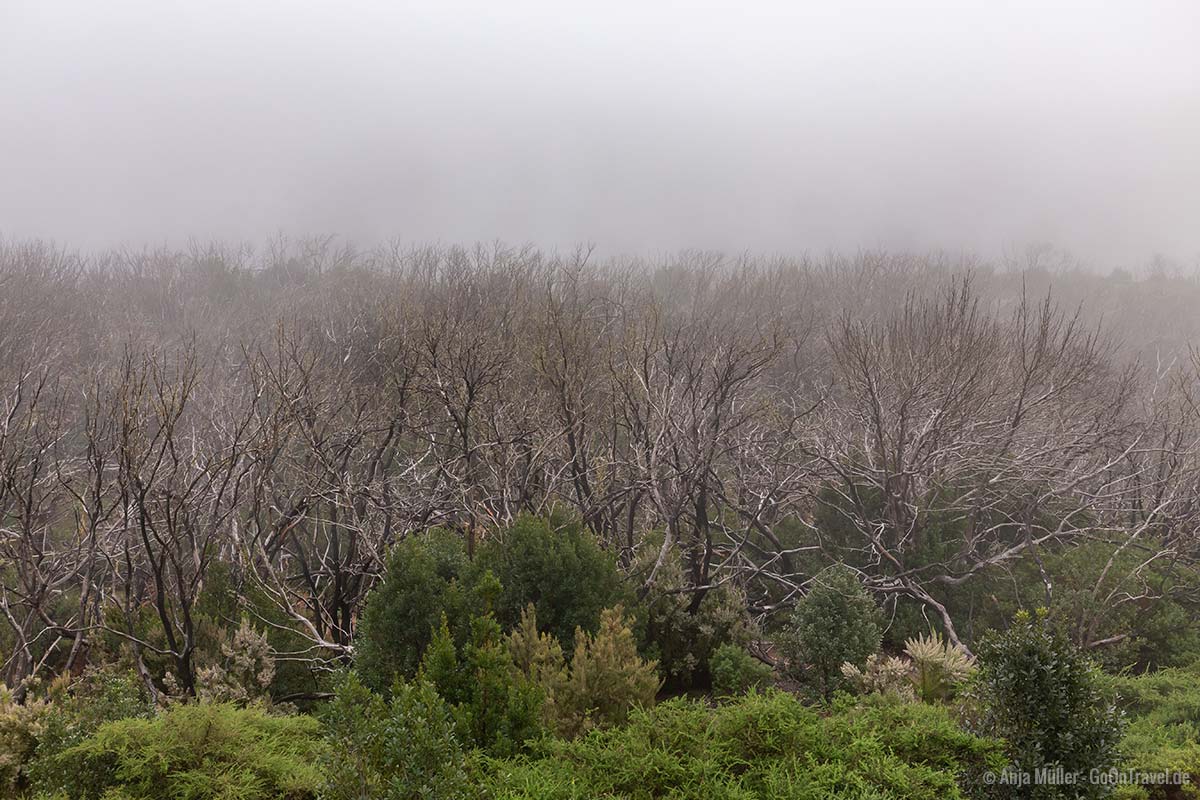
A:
<box><xmin>319</xmin><ymin>672</ymin><xmax>474</xmax><ymax>800</ymax></box>
<box><xmin>354</xmin><ymin>529</ymin><xmax>470</xmax><ymax>691</ymax></box>
<box><xmin>968</xmin><ymin>609</ymin><xmax>1123</xmax><ymax>799</ymax></box>
<box><xmin>474</xmin><ymin>514</ymin><xmax>628</xmax><ymax>652</ymax></box>
<box><xmin>777</xmin><ymin>566</ymin><xmax>882</xmax><ymax>700</ymax></box>
<box><xmin>557</xmin><ymin>606</ymin><xmax>660</xmax><ymax>737</ymax></box>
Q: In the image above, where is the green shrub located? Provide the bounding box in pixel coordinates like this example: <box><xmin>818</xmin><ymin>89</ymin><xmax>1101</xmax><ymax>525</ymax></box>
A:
<box><xmin>558</xmin><ymin>606</ymin><xmax>659</xmax><ymax>736</ymax></box>
<box><xmin>474</xmin><ymin>515</ymin><xmax>628</xmax><ymax>652</ymax></box>
<box><xmin>25</xmin><ymin>667</ymin><xmax>154</xmax><ymax>795</ymax></box>
<box><xmin>777</xmin><ymin>566</ymin><xmax>882</xmax><ymax>700</ymax></box>
<box><xmin>319</xmin><ymin>672</ymin><xmax>474</xmax><ymax>800</ymax></box>
<box><xmin>1107</xmin><ymin>664</ymin><xmax>1200</xmax><ymax>799</ymax></box>
<box><xmin>507</xmin><ymin>604</ymin><xmax>658</xmax><ymax>738</ymax></box>
<box><xmin>1</xmin><ymin>682</ymin><xmax>50</xmax><ymax>796</ymax></box>
<box><xmin>479</xmin><ymin>690</ymin><xmax>1002</xmax><ymax>799</ymax></box>
<box><xmin>354</xmin><ymin>529</ymin><xmax>470</xmax><ymax>691</ymax></box>
<box><xmin>421</xmin><ymin>614</ymin><xmax>545</xmax><ymax>756</ymax></box>
<box><xmin>37</xmin><ymin>701</ymin><xmax>322</xmax><ymax>800</ymax></box>
<box><xmin>968</xmin><ymin>609</ymin><xmax>1123</xmax><ymax>799</ymax></box>
<box><xmin>635</xmin><ymin>542</ymin><xmax>755</xmax><ymax>689</ymax></box>
<box><xmin>709</xmin><ymin>644</ymin><xmax>774</xmax><ymax>697</ymax></box>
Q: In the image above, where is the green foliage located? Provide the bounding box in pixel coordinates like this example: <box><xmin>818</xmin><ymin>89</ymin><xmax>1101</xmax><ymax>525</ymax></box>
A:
<box><xmin>505</xmin><ymin>605</ymin><xmax>570</xmax><ymax>730</ymax></box>
<box><xmin>354</xmin><ymin>529</ymin><xmax>470</xmax><ymax>691</ymax></box>
<box><xmin>37</xmin><ymin>702</ymin><xmax>322</xmax><ymax>800</ymax></box>
<box><xmin>453</xmin><ymin>616</ymin><xmax>546</xmax><ymax>757</ymax></box>
<box><xmin>777</xmin><ymin>566</ymin><xmax>882</xmax><ymax>700</ymax></box>
<box><xmin>25</xmin><ymin>667</ymin><xmax>154</xmax><ymax>795</ymax></box>
<box><xmin>968</xmin><ymin>609</ymin><xmax>1123</xmax><ymax>799</ymax></box>
<box><xmin>556</xmin><ymin>606</ymin><xmax>659</xmax><ymax>737</ymax></box>
<box><xmin>319</xmin><ymin>672</ymin><xmax>474</xmax><ymax>800</ymax></box>
<box><xmin>474</xmin><ymin>515</ymin><xmax>628</xmax><ymax>652</ymax></box>
<box><xmin>506</xmin><ymin>604</ymin><xmax>658</xmax><ymax>738</ymax></box>
<box><xmin>1</xmin><ymin>682</ymin><xmax>50</xmax><ymax>796</ymax></box>
<box><xmin>709</xmin><ymin>644</ymin><xmax>774</xmax><ymax>697</ymax></box>
<box><xmin>420</xmin><ymin>614</ymin><xmax>545</xmax><ymax>756</ymax></box>
<box><xmin>478</xmin><ymin>690</ymin><xmax>1003</xmax><ymax>799</ymax></box>
<box><xmin>1107</xmin><ymin>664</ymin><xmax>1200</xmax><ymax>799</ymax></box>
<box><xmin>635</xmin><ymin>541</ymin><xmax>756</xmax><ymax>688</ymax></box>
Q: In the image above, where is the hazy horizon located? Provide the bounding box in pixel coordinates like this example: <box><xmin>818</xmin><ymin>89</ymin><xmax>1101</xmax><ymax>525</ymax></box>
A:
<box><xmin>3</xmin><ymin>1</ymin><xmax>1198</xmax><ymax>268</ymax></box>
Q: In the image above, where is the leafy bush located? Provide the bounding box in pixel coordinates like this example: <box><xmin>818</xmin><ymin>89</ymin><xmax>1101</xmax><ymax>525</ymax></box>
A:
<box><xmin>1</xmin><ymin>682</ymin><xmax>50</xmax><ymax>796</ymax></box>
<box><xmin>354</xmin><ymin>529</ymin><xmax>471</xmax><ymax>691</ymax></box>
<box><xmin>37</xmin><ymin>701</ymin><xmax>322</xmax><ymax>800</ymax></box>
<box><xmin>634</xmin><ymin>541</ymin><xmax>756</xmax><ymax>689</ymax></box>
<box><xmin>558</xmin><ymin>606</ymin><xmax>660</xmax><ymax>736</ymax></box>
<box><xmin>709</xmin><ymin>643</ymin><xmax>774</xmax><ymax>697</ymax></box>
<box><xmin>777</xmin><ymin>566</ymin><xmax>882</xmax><ymax>700</ymax></box>
<box><xmin>319</xmin><ymin>672</ymin><xmax>475</xmax><ymax>800</ymax></box>
<box><xmin>474</xmin><ymin>515</ymin><xmax>628</xmax><ymax>652</ymax></box>
<box><xmin>968</xmin><ymin>609</ymin><xmax>1123</xmax><ymax>799</ymax></box>
<box><xmin>478</xmin><ymin>690</ymin><xmax>1003</xmax><ymax>799</ymax></box>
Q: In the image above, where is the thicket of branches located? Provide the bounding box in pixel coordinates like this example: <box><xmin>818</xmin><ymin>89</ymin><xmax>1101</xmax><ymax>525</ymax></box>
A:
<box><xmin>3</xmin><ymin>237</ymin><xmax>1200</xmax><ymax>697</ymax></box>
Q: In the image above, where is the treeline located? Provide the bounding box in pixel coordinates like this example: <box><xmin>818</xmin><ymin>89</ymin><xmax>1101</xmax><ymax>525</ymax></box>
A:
<box><xmin>2</xmin><ymin>237</ymin><xmax>1200</xmax><ymax>697</ymax></box>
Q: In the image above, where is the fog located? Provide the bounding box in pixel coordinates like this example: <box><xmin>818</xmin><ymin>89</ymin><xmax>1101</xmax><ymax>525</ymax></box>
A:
<box><xmin>2</xmin><ymin>0</ymin><xmax>1197</xmax><ymax>266</ymax></box>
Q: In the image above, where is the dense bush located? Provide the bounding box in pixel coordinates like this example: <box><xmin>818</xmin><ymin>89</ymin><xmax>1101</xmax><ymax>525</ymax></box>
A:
<box><xmin>709</xmin><ymin>643</ymin><xmax>774</xmax><ymax>696</ymax></box>
<box><xmin>561</xmin><ymin>606</ymin><xmax>659</xmax><ymax>736</ymax></box>
<box><xmin>474</xmin><ymin>515</ymin><xmax>629</xmax><ymax>652</ymax></box>
<box><xmin>968</xmin><ymin>609</ymin><xmax>1123</xmax><ymax>799</ymax></box>
<box><xmin>319</xmin><ymin>672</ymin><xmax>474</xmax><ymax>800</ymax></box>
<box><xmin>36</xmin><ymin>702</ymin><xmax>323</xmax><ymax>800</ymax></box>
<box><xmin>1</xmin><ymin>682</ymin><xmax>50</xmax><ymax>795</ymax></box>
<box><xmin>777</xmin><ymin>566</ymin><xmax>882</xmax><ymax>700</ymax></box>
<box><xmin>479</xmin><ymin>690</ymin><xmax>1003</xmax><ymax>799</ymax></box>
<box><xmin>634</xmin><ymin>540</ymin><xmax>756</xmax><ymax>688</ymax></box>
<box><xmin>354</xmin><ymin>529</ymin><xmax>471</xmax><ymax>691</ymax></box>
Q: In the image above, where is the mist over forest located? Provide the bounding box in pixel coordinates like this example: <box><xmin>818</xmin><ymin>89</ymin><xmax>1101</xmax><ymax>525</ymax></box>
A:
<box><xmin>4</xmin><ymin>1</ymin><xmax>1200</xmax><ymax>798</ymax></box>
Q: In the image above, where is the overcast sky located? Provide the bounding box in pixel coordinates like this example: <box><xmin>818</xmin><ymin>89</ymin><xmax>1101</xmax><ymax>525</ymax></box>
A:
<box><xmin>1</xmin><ymin>1</ymin><xmax>1197</xmax><ymax>266</ymax></box>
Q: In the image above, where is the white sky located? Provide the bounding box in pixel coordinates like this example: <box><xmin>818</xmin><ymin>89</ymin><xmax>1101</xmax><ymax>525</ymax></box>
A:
<box><xmin>1</xmin><ymin>0</ymin><xmax>1198</xmax><ymax>266</ymax></box>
